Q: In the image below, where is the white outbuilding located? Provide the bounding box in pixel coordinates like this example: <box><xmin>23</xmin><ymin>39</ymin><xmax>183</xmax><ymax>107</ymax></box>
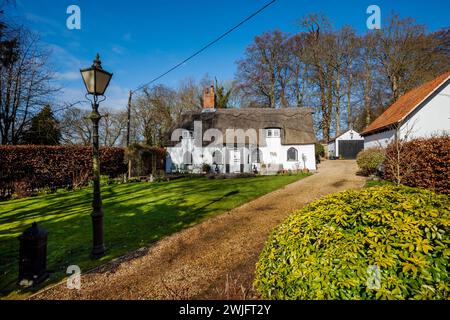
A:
<box><xmin>327</xmin><ymin>129</ymin><xmax>364</xmax><ymax>159</ymax></box>
<box><xmin>362</xmin><ymin>71</ymin><xmax>450</xmax><ymax>148</ymax></box>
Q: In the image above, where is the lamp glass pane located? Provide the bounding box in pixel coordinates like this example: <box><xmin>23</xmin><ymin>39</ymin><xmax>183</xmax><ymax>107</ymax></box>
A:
<box><xmin>95</xmin><ymin>70</ymin><xmax>112</xmax><ymax>95</ymax></box>
<box><xmin>81</xmin><ymin>69</ymin><xmax>95</xmax><ymax>94</ymax></box>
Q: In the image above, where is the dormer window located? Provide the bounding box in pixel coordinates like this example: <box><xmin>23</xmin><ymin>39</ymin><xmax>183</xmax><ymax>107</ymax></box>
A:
<box><xmin>266</xmin><ymin>129</ymin><xmax>280</xmax><ymax>138</ymax></box>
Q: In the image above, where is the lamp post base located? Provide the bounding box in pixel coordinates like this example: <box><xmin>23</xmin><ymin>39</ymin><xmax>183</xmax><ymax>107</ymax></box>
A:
<box><xmin>91</xmin><ymin>245</ymin><xmax>106</xmax><ymax>260</ymax></box>
<box><xmin>91</xmin><ymin>212</ymin><xmax>105</xmax><ymax>259</ymax></box>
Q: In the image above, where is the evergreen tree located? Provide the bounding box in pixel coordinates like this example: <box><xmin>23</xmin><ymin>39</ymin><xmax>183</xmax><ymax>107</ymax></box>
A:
<box><xmin>215</xmin><ymin>78</ymin><xmax>232</xmax><ymax>109</ymax></box>
<box><xmin>23</xmin><ymin>105</ymin><xmax>61</xmax><ymax>145</ymax></box>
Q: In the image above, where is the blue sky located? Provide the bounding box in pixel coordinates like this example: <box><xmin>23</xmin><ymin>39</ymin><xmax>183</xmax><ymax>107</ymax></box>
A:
<box><xmin>7</xmin><ymin>0</ymin><xmax>450</xmax><ymax>109</ymax></box>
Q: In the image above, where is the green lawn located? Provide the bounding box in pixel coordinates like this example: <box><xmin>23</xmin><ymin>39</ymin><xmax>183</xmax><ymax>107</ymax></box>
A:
<box><xmin>364</xmin><ymin>179</ymin><xmax>395</xmax><ymax>188</ymax></box>
<box><xmin>0</xmin><ymin>173</ymin><xmax>309</xmax><ymax>298</ymax></box>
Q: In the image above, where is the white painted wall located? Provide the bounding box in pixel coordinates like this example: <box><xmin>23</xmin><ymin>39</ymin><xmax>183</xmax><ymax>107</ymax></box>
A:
<box><xmin>328</xmin><ymin>129</ymin><xmax>364</xmax><ymax>157</ymax></box>
<box><xmin>364</xmin><ymin>129</ymin><xmax>396</xmax><ymax>149</ymax></box>
<box><xmin>401</xmin><ymin>83</ymin><xmax>450</xmax><ymax>139</ymax></box>
<box><xmin>166</xmin><ymin>134</ymin><xmax>317</xmax><ymax>174</ymax></box>
<box><xmin>364</xmin><ymin>82</ymin><xmax>450</xmax><ymax>149</ymax></box>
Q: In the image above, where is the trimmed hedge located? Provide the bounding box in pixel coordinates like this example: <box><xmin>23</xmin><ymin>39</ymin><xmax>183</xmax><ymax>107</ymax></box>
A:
<box><xmin>356</xmin><ymin>148</ymin><xmax>385</xmax><ymax>176</ymax></box>
<box><xmin>0</xmin><ymin>145</ymin><xmax>127</xmax><ymax>198</ymax></box>
<box><xmin>255</xmin><ymin>186</ymin><xmax>450</xmax><ymax>300</ymax></box>
<box><xmin>384</xmin><ymin>136</ymin><xmax>450</xmax><ymax>195</ymax></box>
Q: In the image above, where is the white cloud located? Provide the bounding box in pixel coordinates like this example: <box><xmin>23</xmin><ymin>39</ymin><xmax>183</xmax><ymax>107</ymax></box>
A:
<box><xmin>105</xmin><ymin>84</ymin><xmax>130</xmax><ymax>109</ymax></box>
<box><xmin>55</xmin><ymin>71</ymin><xmax>80</xmax><ymax>81</ymax></box>
<box><xmin>56</xmin><ymin>84</ymin><xmax>130</xmax><ymax>112</ymax></box>
<box><xmin>48</xmin><ymin>44</ymin><xmax>85</xmax><ymax>69</ymax></box>
<box><xmin>112</xmin><ymin>45</ymin><xmax>125</xmax><ymax>55</ymax></box>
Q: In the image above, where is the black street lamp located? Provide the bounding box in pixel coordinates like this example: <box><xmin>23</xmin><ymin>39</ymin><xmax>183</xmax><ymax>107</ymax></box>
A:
<box><xmin>80</xmin><ymin>54</ymin><xmax>113</xmax><ymax>259</ymax></box>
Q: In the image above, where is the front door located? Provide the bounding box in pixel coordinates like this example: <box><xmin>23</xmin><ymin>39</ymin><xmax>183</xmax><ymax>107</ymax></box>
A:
<box><xmin>230</xmin><ymin>149</ymin><xmax>241</xmax><ymax>173</ymax></box>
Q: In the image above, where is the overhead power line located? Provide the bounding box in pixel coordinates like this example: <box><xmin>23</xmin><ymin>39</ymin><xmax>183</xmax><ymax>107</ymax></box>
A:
<box><xmin>132</xmin><ymin>0</ymin><xmax>276</xmax><ymax>94</ymax></box>
<box><xmin>125</xmin><ymin>0</ymin><xmax>276</xmax><ymax>158</ymax></box>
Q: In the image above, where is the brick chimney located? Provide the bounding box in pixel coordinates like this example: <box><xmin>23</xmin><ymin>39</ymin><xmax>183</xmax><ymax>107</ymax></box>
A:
<box><xmin>203</xmin><ymin>85</ymin><xmax>215</xmax><ymax>110</ymax></box>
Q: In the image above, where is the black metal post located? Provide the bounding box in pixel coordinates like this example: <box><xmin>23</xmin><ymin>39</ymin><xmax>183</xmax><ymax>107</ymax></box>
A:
<box><xmin>126</xmin><ymin>90</ymin><xmax>132</xmax><ymax>180</ymax></box>
<box><xmin>90</xmin><ymin>100</ymin><xmax>105</xmax><ymax>259</ymax></box>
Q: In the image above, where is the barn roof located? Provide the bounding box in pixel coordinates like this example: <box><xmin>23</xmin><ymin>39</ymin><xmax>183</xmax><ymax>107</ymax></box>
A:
<box><xmin>167</xmin><ymin>108</ymin><xmax>317</xmax><ymax>147</ymax></box>
<box><xmin>362</xmin><ymin>71</ymin><xmax>450</xmax><ymax>136</ymax></box>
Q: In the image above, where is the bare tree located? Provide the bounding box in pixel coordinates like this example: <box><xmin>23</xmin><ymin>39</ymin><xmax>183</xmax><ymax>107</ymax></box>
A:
<box><xmin>173</xmin><ymin>78</ymin><xmax>201</xmax><ymax>122</ymax></box>
<box><xmin>99</xmin><ymin>107</ymin><xmax>127</xmax><ymax>147</ymax></box>
<box><xmin>287</xmin><ymin>33</ymin><xmax>310</xmax><ymax>107</ymax></box>
<box><xmin>59</xmin><ymin>107</ymin><xmax>92</xmax><ymax>145</ymax></box>
<box><xmin>333</xmin><ymin>26</ymin><xmax>359</xmax><ymax>132</ymax></box>
<box><xmin>358</xmin><ymin>32</ymin><xmax>378</xmax><ymax>128</ymax></box>
<box><xmin>232</xmin><ymin>12</ymin><xmax>448</xmax><ymax>140</ymax></box>
<box><xmin>301</xmin><ymin>14</ymin><xmax>335</xmax><ymax>141</ymax></box>
<box><xmin>236</xmin><ymin>30</ymin><xmax>291</xmax><ymax>108</ymax></box>
<box><xmin>380</xmin><ymin>122</ymin><xmax>417</xmax><ymax>186</ymax></box>
<box><xmin>133</xmin><ymin>85</ymin><xmax>175</xmax><ymax>146</ymax></box>
<box><xmin>60</xmin><ymin>106</ymin><xmax>128</xmax><ymax>147</ymax></box>
<box><xmin>0</xmin><ymin>25</ymin><xmax>57</xmax><ymax>144</ymax></box>
<box><xmin>375</xmin><ymin>14</ymin><xmax>442</xmax><ymax>103</ymax></box>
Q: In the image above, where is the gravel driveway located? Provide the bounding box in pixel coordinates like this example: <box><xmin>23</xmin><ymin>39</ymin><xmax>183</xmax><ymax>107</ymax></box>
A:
<box><xmin>31</xmin><ymin>160</ymin><xmax>365</xmax><ymax>300</ymax></box>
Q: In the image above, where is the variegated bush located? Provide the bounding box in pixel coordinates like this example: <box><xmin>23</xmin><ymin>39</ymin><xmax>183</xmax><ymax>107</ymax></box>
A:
<box><xmin>255</xmin><ymin>186</ymin><xmax>450</xmax><ymax>300</ymax></box>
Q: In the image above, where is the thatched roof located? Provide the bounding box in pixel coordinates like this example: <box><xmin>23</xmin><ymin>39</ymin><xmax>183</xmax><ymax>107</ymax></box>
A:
<box><xmin>167</xmin><ymin>108</ymin><xmax>316</xmax><ymax>147</ymax></box>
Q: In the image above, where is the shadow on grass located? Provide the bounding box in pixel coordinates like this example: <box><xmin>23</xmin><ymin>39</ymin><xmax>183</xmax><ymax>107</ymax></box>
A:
<box><xmin>0</xmin><ymin>174</ymin><xmax>308</xmax><ymax>298</ymax></box>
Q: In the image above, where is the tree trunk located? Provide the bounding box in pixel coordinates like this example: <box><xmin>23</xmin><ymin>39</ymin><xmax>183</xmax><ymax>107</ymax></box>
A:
<box><xmin>335</xmin><ymin>72</ymin><xmax>341</xmax><ymax>135</ymax></box>
<box><xmin>346</xmin><ymin>73</ymin><xmax>352</xmax><ymax>128</ymax></box>
<box><xmin>364</xmin><ymin>69</ymin><xmax>372</xmax><ymax>127</ymax></box>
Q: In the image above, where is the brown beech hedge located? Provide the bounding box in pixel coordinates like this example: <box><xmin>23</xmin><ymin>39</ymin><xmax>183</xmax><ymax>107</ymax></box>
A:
<box><xmin>384</xmin><ymin>136</ymin><xmax>450</xmax><ymax>195</ymax></box>
<box><xmin>0</xmin><ymin>145</ymin><xmax>127</xmax><ymax>198</ymax></box>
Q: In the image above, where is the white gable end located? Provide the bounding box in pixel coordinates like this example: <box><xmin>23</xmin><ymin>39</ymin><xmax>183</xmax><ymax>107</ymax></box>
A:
<box><xmin>401</xmin><ymin>81</ymin><xmax>450</xmax><ymax>139</ymax></box>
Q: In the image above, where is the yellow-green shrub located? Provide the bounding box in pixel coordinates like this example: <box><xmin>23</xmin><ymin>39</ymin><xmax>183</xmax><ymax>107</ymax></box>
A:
<box><xmin>254</xmin><ymin>186</ymin><xmax>450</xmax><ymax>300</ymax></box>
<box><xmin>356</xmin><ymin>148</ymin><xmax>385</xmax><ymax>176</ymax></box>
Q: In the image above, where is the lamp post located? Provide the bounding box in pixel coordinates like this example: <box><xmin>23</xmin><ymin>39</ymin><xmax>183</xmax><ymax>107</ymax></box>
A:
<box><xmin>80</xmin><ymin>54</ymin><xmax>113</xmax><ymax>259</ymax></box>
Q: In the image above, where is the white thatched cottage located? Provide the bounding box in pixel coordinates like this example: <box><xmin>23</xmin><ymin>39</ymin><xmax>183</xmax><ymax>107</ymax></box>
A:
<box><xmin>166</xmin><ymin>86</ymin><xmax>317</xmax><ymax>174</ymax></box>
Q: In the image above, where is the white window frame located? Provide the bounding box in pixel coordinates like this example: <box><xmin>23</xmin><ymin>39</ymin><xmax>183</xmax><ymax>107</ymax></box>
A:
<box><xmin>267</xmin><ymin>129</ymin><xmax>280</xmax><ymax>138</ymax></box>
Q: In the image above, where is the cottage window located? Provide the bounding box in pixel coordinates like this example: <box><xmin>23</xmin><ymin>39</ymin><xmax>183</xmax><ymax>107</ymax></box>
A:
<box><xmin>287</xmin><ymin>148</ymin><xmax>298</xmax><ymax>161</ymax></box>
<box><xmin>267</xmin><ymin>129</ymin><xmax>280</xmax><ymax>138</ymax></box>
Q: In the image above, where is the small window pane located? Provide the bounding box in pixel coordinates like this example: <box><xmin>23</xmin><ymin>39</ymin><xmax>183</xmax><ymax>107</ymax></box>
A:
<box><xmin>287</xmin><ymin>148</ymin><xmax>298</xmax><ymax>161</ymax></box>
